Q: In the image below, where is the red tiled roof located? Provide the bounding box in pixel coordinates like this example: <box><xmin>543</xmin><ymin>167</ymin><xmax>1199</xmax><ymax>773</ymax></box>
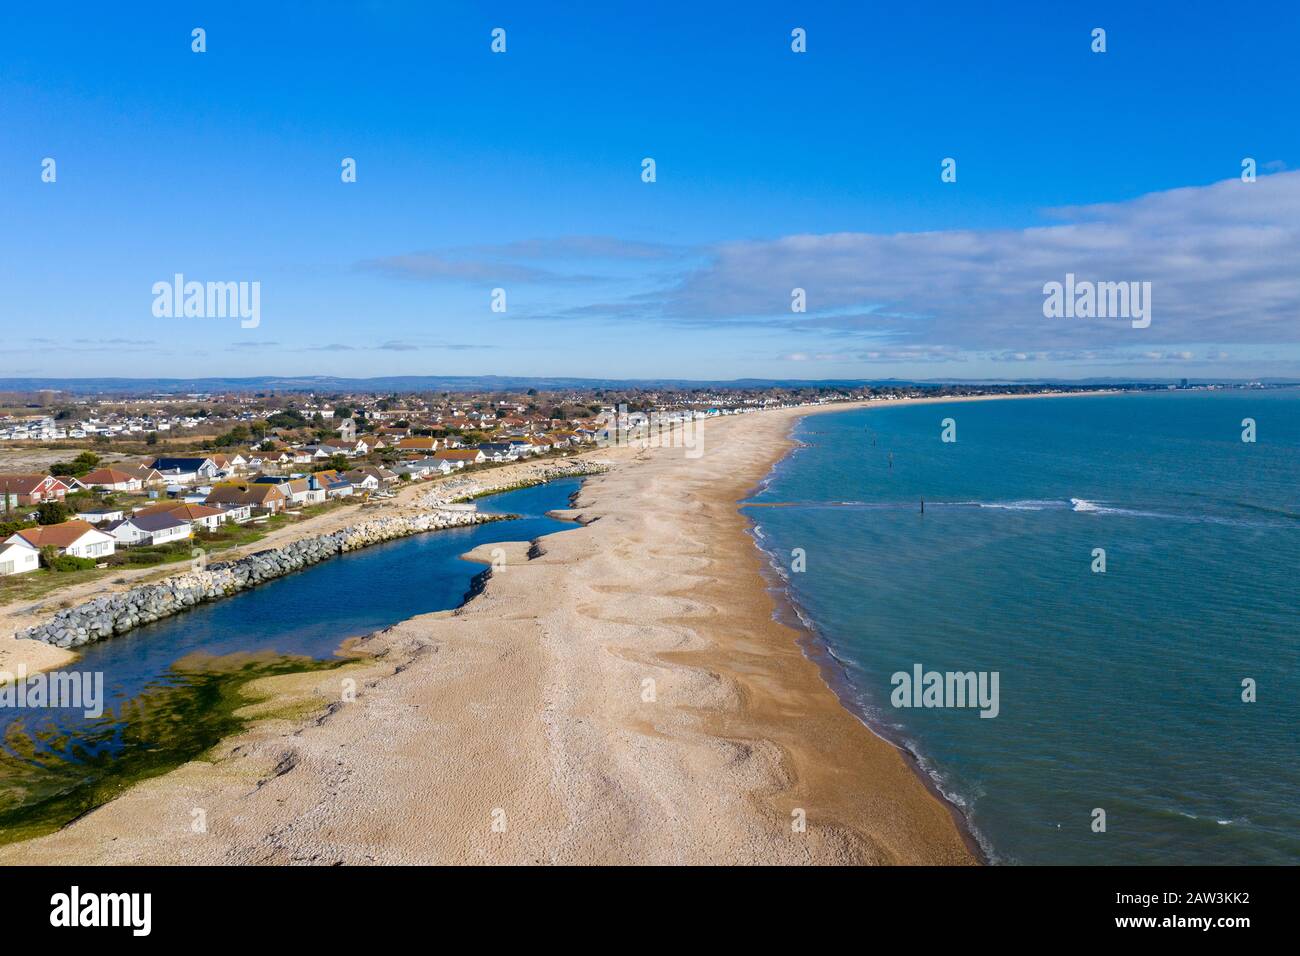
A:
<box><xmin>13</xmin><ymin>520</ymin><xmax>101</xmax><ymax>549</ymax></box>
<box><xmin>81</xmin><ymin>468</ymin><xmax>138</xmax><ymax>484</ymax></box>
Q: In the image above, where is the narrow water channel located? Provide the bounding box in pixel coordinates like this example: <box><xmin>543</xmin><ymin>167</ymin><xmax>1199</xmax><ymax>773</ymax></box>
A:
<box><xmin>0</xmin><ymin>479</ymin><xmax>583</xmax><ymax>844</ymax></box>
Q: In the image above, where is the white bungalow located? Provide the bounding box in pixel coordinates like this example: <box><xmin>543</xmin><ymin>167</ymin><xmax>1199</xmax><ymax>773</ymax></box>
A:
<box><xmin>104</xmin><ymin>513</ymin><xmax>192</xmax><ymax>547</ymax></box>
<box><xmin>0</xmin><ymin>537</ymin><xmax>40</xmax><ymax>576</ymax></box>
<box><xmin>6</xmin><ymin>521</ymin><xmax>116</xmax><ymax>560</ymax></box>
<box><xmin>79</xmin><ymin>468</ymin><xmax>144</xmax><ymax>492</ymax></box>
<box><xmin>74</xmin><ymin>508</ymin><xmax>126</xmax><ymax>525</ymax></box>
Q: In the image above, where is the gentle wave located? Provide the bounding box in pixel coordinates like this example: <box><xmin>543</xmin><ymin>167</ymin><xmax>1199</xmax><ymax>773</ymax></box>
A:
<box><xmin>1071</xmin><ymin>497</ymin><xmax>1165</xmax><ymax>519</ymax></box>
<box><xmin>1068</xmin><ymin>498</ymin><xmax>1292</xmax><ymax>527</ymax></box>
<box><xmin>973</xmin><ymin>499</ymin><xmax>1068</xmax><ymax>511</ymax></box>
<box><xmin>745</xmin><ymin>496</ymin><xmax>1297</xmax><ymax>527</ymax></box>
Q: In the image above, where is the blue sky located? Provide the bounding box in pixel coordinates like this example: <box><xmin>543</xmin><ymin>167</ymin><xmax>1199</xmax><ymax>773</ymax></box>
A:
<box><xmin>1</xmin><ymin>1</ymin><xmax>1297</xmax><ymax>381</ymax></box>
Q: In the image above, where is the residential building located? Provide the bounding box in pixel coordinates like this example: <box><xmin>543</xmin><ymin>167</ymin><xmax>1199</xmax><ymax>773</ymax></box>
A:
<box><xmin>208</xmin><ymin>453</ymin><xmax>248</xmax><ymax>474</ymax></box>
<box><xmin>0</xmin><ymin>537</ymin><xmax>40</xmax><ymax>576</ymax></box>
<box><xmin>135</xmin><ymin>501</ymin><xmax>227</xmax><ymax>532</ymax></box>
<box><xmin>0</xmin><ymin>474</ymin><xmax>73</xmax><ymax>507</ymax></box>
<box><xmin>285</xmin><ymin>477</ymin><xmax>326</xmax><ymax>506</ymax></box>
<box><xmin>342</xmin><ymin>470</ymin><xmax>379</xmax><ymax>492</ymax></box>
<box><xmin>397</xmin><ymin>436</ymin><xmax>439</xmax><ymax>454</ymax></box>
<box><xmin>434</xmin><ymin>448</ymin><xmax>486</xmax><ymax>467</ymax></box>
<box><xmin>147</xmin><ymin>457</ymin><xmax>221</xmax><ymax>484</ymax></box>
<box><xmin>477</xmin><ymin>442</ymin><xmax>517</xmax><ymax>462</ymax></box>
<box><xmin>132</xmin><ymin>464</ymin><xmax>167</xmax><ymax>485</ymax></box>
<box><xmin>310</xmin><ymin>470</ymin><xmax>354</xmax><ymax>498</ymax></box>
<box><xmin>8</xmin><ymin>520</ymin><xmax>116</xmax><ymax>560</ymax></box>
<box><xmin>80</xmin><ymin>467</ymin><xmax>144</xmax><ymax>492</ymax></box>
<box><xmin>212</xmin><ymin>502</ymin><xmax>253</xmax><ymax>524</ymax></box>
<box><xmin>205</xmin><ymin>482</ymin><xmax>288</xmax><ymax>514</ymax></box>
<box><xmin>345</xmin><ymin>465</ymin><xmax>398</xmax><ymax>486</ymax></box>
<box><xmin>105</xmin><ymin>513</ymin><xmax>193</xmax><ymax>546</ymax></box>
<box><xmin>74</xmin><ymin>508</ymin><xmax>126</xmax><ymax>524</ymax></box>
<box><xmin>393</xmin><ymin>459</ymin><xmax>453</xmax><ymax>480</ymax></box>
<box><xmin>312</xmin><ymin>438</ymin><xmax>369</xmax><ymax>458</ymax></box>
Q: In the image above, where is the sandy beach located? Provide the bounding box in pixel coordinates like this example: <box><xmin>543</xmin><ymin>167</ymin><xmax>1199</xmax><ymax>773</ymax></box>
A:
<box><xmin>0</xmin><ymin>401</ymin><xmax>982</xmax><ymax>865</ymax></box>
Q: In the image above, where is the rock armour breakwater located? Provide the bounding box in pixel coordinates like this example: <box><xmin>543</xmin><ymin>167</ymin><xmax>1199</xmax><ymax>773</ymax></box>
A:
<box><xmin>417</xmin><ymin>458</ymin><xmax>609</xmax><ymax>506</ymax></box>
<box><xmin>19</xmin><ymin>509</ymin><xmax>504</xmax><ymax>650</ymax></box>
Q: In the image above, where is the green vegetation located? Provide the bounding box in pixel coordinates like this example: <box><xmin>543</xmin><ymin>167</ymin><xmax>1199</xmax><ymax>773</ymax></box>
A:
<box><xmin>212</xmin><ymin>424</ymin><xmax>251</xmax><ymax>447</ymax></box>
<box><xmin>64</xmin><ymin>489</ymin><xmax>109</xmax><ymax>512</ymax></box>
<box><xmin>36</xmin><ymin>501</ymin><xmax>71</xmax><ymax>525</ymax></box>
<box><xmin>42</xmin><ymin>552</ymin><xmax>98</xmax><ymax>573</ymax></box>
<box><xmin>0</xmin><ymin>652</ymin><xmax>354</xmax><ymax>846</ymax></box>
<box><xmin>0</xmin><ymin>566</ymin><xmax>105</xmax><ymax>604</ymax></box>
<box><xmin>103</xmin><ymin>541</ymin><xmax>193</xmax><ymax>568</ymax></box>
<box><xmin>0</xmin><ymin>518</ymin><xmax>36</xmax><ymax>538</ymax></box>
<box><xmin>48</xmin><ymin>451</ymin><xmax>101</xmax><ymax>478</ymax></box>
<box><xmin>266</xmin><ymin>409</ymin><xmax>307</xmax><ymax>429</ymax></box>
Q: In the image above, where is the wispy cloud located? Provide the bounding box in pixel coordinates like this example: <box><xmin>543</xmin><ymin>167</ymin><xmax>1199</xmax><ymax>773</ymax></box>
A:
<box><xmin>72</xmin><ymin>337</ymin><xmax>157</xmax><ymax>346</ymax></box>
<box><xmin>225</xmin><ymin>339</ymin><xmax>493</xmax><ymax>354</ymax></box>
<box><xmin>653</xmin><ymin>172</ymin><xmax>1300</xmax><ymax>354</ymax></box>
<box><xmin>452</xmin><ymin>236</ymin><xmax>686</xmax><ymax>261</ymax></box>
<box><xmin>357</xmin><ymin>236</ymin><xmax>686</xmax><ymax>287</ymax></box>
<box><xmin>358</xmin><ymin>254</ymin><xmax>575</xmax><ymax>284</ymax></box>
<box><xmin>17</xmin><ymin>336</ymin><xmax>167</xmax><ymax>354</ymax></box>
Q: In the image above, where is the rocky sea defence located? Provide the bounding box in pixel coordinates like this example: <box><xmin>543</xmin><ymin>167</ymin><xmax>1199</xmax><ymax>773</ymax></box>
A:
<box><xmin>418</xmin><ymin>458</ymin><xmax>609</xmax><ymax>506</ymax></box>
<box><xmin>17</xmin><ymin>460</ymin><xmax>609</xmax><ymax>652</ymax></box>
<box><xmin>19</xmin><ymin>509</ymin><xmax>504</xmax><ymax>650</ymax></box>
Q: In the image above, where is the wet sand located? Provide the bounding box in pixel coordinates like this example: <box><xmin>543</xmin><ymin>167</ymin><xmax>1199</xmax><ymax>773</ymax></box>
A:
<box><xmin>0</xmin><ymin>402</ymin><xmax>985</xmax><ymax>864</ymax></box>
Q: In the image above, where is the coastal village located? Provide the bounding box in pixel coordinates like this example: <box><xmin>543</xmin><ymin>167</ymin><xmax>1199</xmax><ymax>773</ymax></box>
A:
<box><xmin>0</xmin><ymin>385</ymin><xmax>878</xmax><ymax>591</ymax></box>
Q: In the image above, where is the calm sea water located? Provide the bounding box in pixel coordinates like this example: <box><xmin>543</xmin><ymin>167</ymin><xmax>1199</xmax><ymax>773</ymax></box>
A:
<box><xmin>746</xmin><ymin>391</ymin><xmax>1299</xmax><ymax>865</ymax></box>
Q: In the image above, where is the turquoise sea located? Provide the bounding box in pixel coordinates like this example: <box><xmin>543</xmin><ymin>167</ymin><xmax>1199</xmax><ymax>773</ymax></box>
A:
<box><xmin>745</xmin><ymin>390</ymin><xmax>1299</xmax><ymax>865</ymax></box>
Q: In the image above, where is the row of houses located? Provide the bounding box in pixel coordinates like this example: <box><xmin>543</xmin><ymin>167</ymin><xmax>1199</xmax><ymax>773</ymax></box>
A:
<box><xmin>0</xmin><ymin>413</ymin><xmax>595</xmax><ymax>578</ymax></box>
<box><xmin>0</xmin><ymin>497</ymin><xmax>232</xmax><ymax>575</ymax></box>
<box><xmin>0</xmin><ymin>414</ymin><xmax>204</xmax><ymax>442</ymax></box>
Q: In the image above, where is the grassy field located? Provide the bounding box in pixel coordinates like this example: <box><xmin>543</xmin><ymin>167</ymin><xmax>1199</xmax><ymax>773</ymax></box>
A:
<box><xmin>0</xmin><ymin>566</ymin><xmax>106</xmax><ymax>608</ymax></box>
<box><xmin>0</xmin><ymin>446</ymin><xmax>133</xmax><ymax>474</ymax></box>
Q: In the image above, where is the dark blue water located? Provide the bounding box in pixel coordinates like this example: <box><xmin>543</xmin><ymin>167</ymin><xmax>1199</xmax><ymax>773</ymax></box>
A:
<box><xmin>747</xmin><ymin>391</ymin><xmax>1299</xmax><ymax>865</ymax></box>
<box><xmin>0</xmin><ymin>479</ymin><xmax>582</xmax><ymax>759</ymax></box>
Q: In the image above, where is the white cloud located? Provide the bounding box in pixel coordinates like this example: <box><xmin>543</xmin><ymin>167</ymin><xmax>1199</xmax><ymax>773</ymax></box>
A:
<box><xmin>655</xmin><ymin>172</ymin><xmax>1300</xmax><ymax>354</ymax></box>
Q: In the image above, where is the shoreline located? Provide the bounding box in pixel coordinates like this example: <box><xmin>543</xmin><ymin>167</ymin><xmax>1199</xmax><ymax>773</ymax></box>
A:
<box><xmin>750</xmin><ymin>541</ymin><xmax>992</xmax><ymax>863</ymax></box>
<box><xmin>0</xmin><ymin>457</ymin><xmax>607</xmax><ymax>681</ymax></box>
<box><xmin>0</xmin><ymin>396</ymin><xmax>1100</xmax><ymax>865</ymax></box>
<box><xmin>738</xmin><ymin>389</ymin><xmax>1120</xmax><ymax>864</ymax></box>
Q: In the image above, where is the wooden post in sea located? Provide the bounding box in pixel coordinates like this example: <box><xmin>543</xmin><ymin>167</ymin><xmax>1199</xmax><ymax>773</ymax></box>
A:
<box><xmin>920</xmin><ymin>497</ymin><xmax>924</xmax><ymax>514</ymax></box>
